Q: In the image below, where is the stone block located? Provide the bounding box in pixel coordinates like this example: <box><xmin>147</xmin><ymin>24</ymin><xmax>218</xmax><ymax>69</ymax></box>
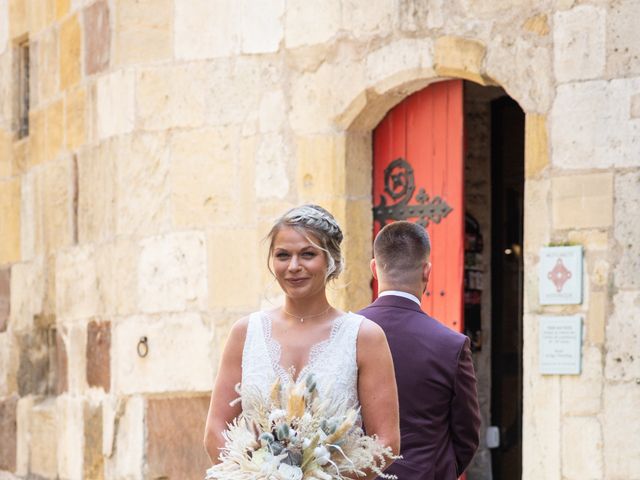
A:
<box><xmin>603</xmin><ymin>383</ymin><xmax>640</xmax><ymax>478</ymax></box>
<box><xmin>561</xmin><ymin>346</ymin><xmax>602</xmax><ymax>416</ymax></box>
<box><xmin>0</xmin><ymin>268</ymin><xmax>9</xmax><ymax>332</ymax></box>
<box><xmin>115</xmin><ymin>133</ymin><xmax>171</xmax><ymax>237</ymax></box>
<box><xmin>83</xmin><ymin>401</ymin><xmax>103</xmax><ymax>479</ymax></box>
<box><xmin>136</xmin><ymin>64</ymin><xmax>209</xmax><ymax>131</ymax></box>
<box><xmin>0</xmin><ymin>333</ymin><xmax>18</xmax><ymax>396</ymax></box>
<box><xmin>240</xmin><ymin>0</ymin><xmax>284</xmax><ymax>54</ymax></box>
<box><xmin>94</xmin><ymin>239</ymin><xmax>138</xmax><ymax>317</ymax></box>
<box><xmin>207</xmin><ymin>228</ymin><xmax>260</xmax><ymax>309</ymax></box>
<box><xmin>365</xmin><ymin>38</ymin><xmax>434</xmax><ymax>90</ymax></box>
<box><xmin>553</xmin><ymin>6</ymin><xmax>606</xmax><ymax>82</ymax></box>
<box><xmin>111</xmin><ymin>396</ymin><xmax>144</xmax><ymax>479</ymax></box>
<box><xmin>60</xmin><ymin>14</ymin><xmax>81</xmax><ymax>90</ymax></box>
<box><xmin>44</xmin><ymin>99</ymin><xmax>64</xmax><ymax>161</ymax></box>
<box><xmin>551</xmin><ymin>173</ymin><xmax>613</xmax><ymax>230</ymax></box>
<box><xmin>523</xmin><ymin>178</ymin><xmax>550</xmax><ymax>253</ymax></box>
<box><xmin>55</xmin><ymin>0</ymin><xmax>69</xmax><ymax>19</ymax></box>
<box><xmin>86</xmin><ymin>320</ymin><xmax>110</xmax><ymax>391</ymax></box>
<box><xmin>551</xmin><ymin>78</ymin><xmax>640</xmax><ymax>169</ymax></box>
<box><xmin>174</xmin><ymin>0</ymin><xmax>239</xmax><ymax>60</ymax></box>
<box><xmin>0</xmin><ymin>177</ymin><xmax>20</xmax><ymax>264</ymax></box>
<box><xmin>169</xmin><ymin>127</ymin><xmax>240</xmax><ymax>228</ymax></box>
<box><xmin>295</xmin><ymin>135</ymin><xmax>345</xmax><ymax>202</ymax></box>
<box><xmin>0</xmin><ymin>1</ymin><xmax>6</xmax><ymax>56</ymax></box>
<box><xmin>341</xmin><ymin>0</ymin><xmax>394</xmax><ymax>37</ymax></box>
<box><xmin>147</xmin><ymin>396</ymin><xmax>211</xmax><ymax>479</ymax></box>
<box><xmin>35</xmin><ymin>28</ymin><xmax>59</xmax><ymax>107</ymax></box>
<box><xmin>38</xmin><ymin>158</ymin><xmax>73</xmax><ymax>254</ymax></box>
<box><xmin>562</xmin><ymin>416</ymin><xmax>603</xmax><ymax>479</ymax></box>
<box><xmin>113</xmin><ymin>0</ymin><xmax>172</xmax><ymax>65</ymax></box>
<box><xmin>138</xmin><ymin>231</ymin><xmax>207</xmax><ymax>313</ymax></box>
<box><xmin>255</xmin><ymin>133</ymin><xmax>290</xmax><ymax>199</ymax></box>
<box><xmin>29</xmin><ymin>398</ymin><xmax>58</xmax><ymax>478</ymax></box>
<box><xmin>587</xmin><ymin>291</ymin><xmax>606</xmax><ymax>345</ymax></box>
<box><xmin>522</xmin><ymin>13</ymin><xmax>549</xmax><ymax>36</ymax></box>
<box><xmin>77</xmin><ymin>140</ymin><xmax>116</xmax><ymax>243</ymax></box>
<box><xmin>9</xmin><ymin>259</ymin><xmax>44</xmax><ymax>333</ymax></box>
<box><xmin>0</xmin><ymin>395</ymin><xmax>17</xmax><ymax>472</ymax></box>
<box><xmin>96</xmin><ymin>70</ymin><xmax>135</xmax><ymax>140</ymax></box>
<box><xmin>259</xmin><ymin>90</ymin><xmax>287</xmax><ymax>134</ymax></box>
<box><xmin>83</xmin><ymin>0</ymin><xmax>109</xmax><ymax>75</ymax></box>
<box><xmin>614</xmin><ymin>171</ymin><xmax>640</xmax><ymax>289</ymax></box>
<box><xmin>434</xmin><ymin>36</ymin><xmax>491</xmax><ymax>85</ymax></box>
<box><xmin>56</xmin><ymin>395</ymin><xmax>83</xmax><ymax>479</ymax></box>
<box><xmin>14</xmin><ymin>396</ymin><xmax>32</xmax><ymax>476</ymax></box>
<box><xmin>65</xmin><ymin>86</ymin><xmax>85</xmax><ymax>150</ymax></box>
<box><xmin>605</xmin><ymin>291</ymin><xmax>640</xmax><ymax>382</ymax></box>
<box><xmin>55</xmin><ymin>327</ymin><xmax>68</xmax><ymax>394</ymax></box>
<box><xmin>28</xmin><ymin>109</ymin><xmax>46</xmax><ymax>166</ymax></box>
<box><xmin>567</xmin><ymin>230</ymin><xmax>608</xmax><ymax>252</ymax></box>
<box><xmin>27</xmin><ymin>0</ymin><xmax>55</xmax><ymax>36</ymax></box>
<box><xmin>285</xmin><ymin>0</ymin><xmax>340</xmax><ymax>48</ymax></box>
<box><xmin>56</xmin><ymin>245</ymin><xmax>98</xmax><ymax>321</ymax></box>
<box><xmin>112</xmin><ymin>313</ymin><xmax>214</xmax><ymax>394</ymax></box>
<box><xmin>632</xmin><ymin>93</ymin><xmax>640</xmax><ymax>119</ymax></box>
<box><xmin>9</xmin><ymin>0</ymin><xmax>28</xmax><ymax>39</ymax></box>
<box><xmin>524</xmin><ymin>114</ymin><xmax>548</xmax><ymax>178</ymax></box>
<box><xmin>0</xmin><ymin>129</ymin><xmax>12</xmax><ymax>178</ymax></box>
<box><xmin>398</xmin><ymin>0</ymin><xmax>443</xmax><ymax>31</ymax></box>
<box><xmin>606</xmin><ymin>0</ymin><xmax>640</xmax><ymax>77</ymax></box>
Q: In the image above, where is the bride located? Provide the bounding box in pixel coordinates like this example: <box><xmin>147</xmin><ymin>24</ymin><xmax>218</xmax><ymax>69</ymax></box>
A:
<box><xmin>204</xmin><ymin>204</ymin><xmax>400</xmax><ymax>478</ymax></box>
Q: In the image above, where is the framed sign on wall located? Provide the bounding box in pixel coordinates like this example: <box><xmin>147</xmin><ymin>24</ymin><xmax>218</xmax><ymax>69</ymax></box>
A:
<box><xmin>539</xmin><ymin>245</ymin><xmax>583</xmax><ymax>305</ymax></box>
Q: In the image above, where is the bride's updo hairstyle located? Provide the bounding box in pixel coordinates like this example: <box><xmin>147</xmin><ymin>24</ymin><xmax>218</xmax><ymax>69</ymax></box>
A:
<box><xmin>267</xmin><ymin>204</ymin><xmax>344</xmax><ymax>281</ymax></box>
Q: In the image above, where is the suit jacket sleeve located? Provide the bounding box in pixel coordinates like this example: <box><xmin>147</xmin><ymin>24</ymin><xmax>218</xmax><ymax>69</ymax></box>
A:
<box><xmin>450</xmin><ymin>337</ymin><xmax>481</xmax><ymax>475</ymax></box>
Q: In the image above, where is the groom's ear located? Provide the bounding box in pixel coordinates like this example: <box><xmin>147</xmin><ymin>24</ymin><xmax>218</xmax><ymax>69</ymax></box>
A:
<box><xmin>370</xmin><ymin>258</ymin><xmax>378</xmax><ymax>280</ymax></box>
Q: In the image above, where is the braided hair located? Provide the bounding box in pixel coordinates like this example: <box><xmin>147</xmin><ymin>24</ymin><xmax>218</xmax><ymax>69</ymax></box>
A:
<box><xmin>266</xmin><ymin>204</ymin><xmax>344</xmax><ymax>281</ymax></box>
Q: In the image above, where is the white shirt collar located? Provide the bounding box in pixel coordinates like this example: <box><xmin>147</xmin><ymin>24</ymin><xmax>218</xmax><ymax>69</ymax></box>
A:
<box><xmin>378</xmin><ymin>290</ymin><xmax>421</xmax><ymax>306</ymax></box>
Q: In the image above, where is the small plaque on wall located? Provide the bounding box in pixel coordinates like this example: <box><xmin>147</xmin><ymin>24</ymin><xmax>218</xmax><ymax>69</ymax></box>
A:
<box><xmin>539</xmin><ymin>245</ymin><xmax>583</xmax><ymax>305</ymax></box>
<box><xmin>539</xmin><ymin>316</ymin><xmax>582</xmax><ymax>375</ymax></box>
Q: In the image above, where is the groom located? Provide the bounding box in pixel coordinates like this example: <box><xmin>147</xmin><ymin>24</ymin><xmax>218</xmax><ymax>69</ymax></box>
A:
<box><xmin>359</xmin><ymin>221</ymin><xmax>480</xmax><ymax>480</ymax></box>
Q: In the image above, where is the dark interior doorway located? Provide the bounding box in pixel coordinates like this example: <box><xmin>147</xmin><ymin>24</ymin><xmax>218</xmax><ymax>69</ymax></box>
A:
<box><xmin>464</xmin><ymin>83</ymin><xmax>524</xmax><ymax>480</ymax></box>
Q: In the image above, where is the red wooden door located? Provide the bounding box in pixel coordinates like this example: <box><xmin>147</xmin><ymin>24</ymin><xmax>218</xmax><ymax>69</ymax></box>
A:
<box><xmin>372</xmin><ymin>80</ymin><xmax>464</xmax><ymax>333</ymax></box>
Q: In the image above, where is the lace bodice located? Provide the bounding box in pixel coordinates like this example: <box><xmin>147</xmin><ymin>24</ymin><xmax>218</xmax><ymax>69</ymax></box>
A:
<box><xmin>241</xmin><ymin>311</ymin><xmax>363</xmax><ymax>415</ymax></box>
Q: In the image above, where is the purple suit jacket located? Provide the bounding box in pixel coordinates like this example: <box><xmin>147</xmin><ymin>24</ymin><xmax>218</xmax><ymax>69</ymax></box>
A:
<box><xmin>359</xmin><ymin>295</ymin><xmax>480</xmax><ymax>480</ymax></box>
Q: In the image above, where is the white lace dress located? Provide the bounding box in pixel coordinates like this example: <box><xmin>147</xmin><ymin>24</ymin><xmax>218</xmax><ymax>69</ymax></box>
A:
<box><xmin>240</xmin><ymin>311</ymin><xmax>364</xmax><ymax>416</ymax></box>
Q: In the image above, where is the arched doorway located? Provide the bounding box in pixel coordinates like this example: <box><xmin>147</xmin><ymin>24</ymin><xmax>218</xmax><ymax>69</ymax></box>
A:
<box><xmin>371</xmin><ymin>80</ymin><xmax>525</xmax><ymax>480</ymax></box>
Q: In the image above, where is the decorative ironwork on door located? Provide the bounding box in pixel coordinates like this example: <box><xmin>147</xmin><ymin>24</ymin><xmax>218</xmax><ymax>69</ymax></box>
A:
<box><xmin>373</xmin><ymin>158</ymin><xmax>454</xmax><ymax>228</ymax></box>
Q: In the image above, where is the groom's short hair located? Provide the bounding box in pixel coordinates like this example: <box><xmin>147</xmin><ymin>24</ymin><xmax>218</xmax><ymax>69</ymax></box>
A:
<box><xmin>373</xmin><ymin>221</ymin><xmax>431</xmax><ymax>276</ymax></box>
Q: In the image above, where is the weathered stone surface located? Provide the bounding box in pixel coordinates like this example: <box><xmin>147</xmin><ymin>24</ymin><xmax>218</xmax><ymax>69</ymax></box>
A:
<box><xmin>65</xmin><ymin>86</ymin><xmax>86</xmax><ymax>150</ymax></box>
<box><xmin>364</xmin><ymin>38</ymin><xmax>434</xmax><ymax>91</ymax></box>
<box><xmin>83</xmin><ymin>0</ymin><xmax>110</xmax><ymax>75</ymax></box>
<box><xmin>208</xmin><ymin>228</ymin><xmax>260</xmax><ymax>309</ymax></box>
<box><xmin>561</xmin><ymin>346</ymin><xmax>602</xmax><ymax>416</ymax></box>
<box><xmin>33</xmin><ymin>21</ymin><xmax>59</xmax><ymax>107</ymax></box>
<box><xmin>138</xmin><ymin>232</ymin><xmax>207</xmax><ymax>313</ymax></box>
<box><xmin>146</xmin><ymin>396</ymin><xmax>211</xmax><ymax>479</ymax></box>
<box><xmin>136</xmin><ymin>64</ymin><xmax>208</xmax><ymax>131</ymax></box>
<box><xmin>60</xmin><ymin>14</ymin><xmax>81</xmax><ymax>90</ymax></box>
<box><xmin>562</xmin><ymin>416</ymin><xmax>603</xmax><ymax>479</ymax></box>
<box><xmin>603</xmin><ymin>383</ymin><xmax>640</xmax><ymax>478</ymax></box>
<box><xmin>60</xmin><ymin>323</ymin><xmax>86</xmax><ymax>394</ymax></box>
<box><xmin>605</xmin><ymin>291</ymin><xmax>640</xmax><ymax>382</ymax></box>
<box><xmin>255</xmin><ymin>133</ymin><xmax>290</xmax><ymax>199</ymax></box>
<box><xmin>0</xmin><ymin>268</ymin><xmax>9</xmax><ymax>332</ymax></box>
<box><xmin>259</xmin><ymin>90</ymin><xmax>287</xmax><ymax>133</ymax></box>
<box><xmin>522</xmin><ymin>13</ymin><xmax>549</xmax><ymax>36</ymax></box>
<box><xmin>39</xmin><ymin>158</ymin><xmax>74</xmax><ymax>253</ymax></box>
<box><xmin>169</xmin><ymin>127</ymin><xmax>239</xmax><ymax>228</ymax></box>
<box><xmin>9</xmin><ymin>259</ymin><xmax>44</xmax><ymax>333</ymax></box>
<box><xmin>113</xmin><ymin>0</ymin><xmax>172</xmax><ymax>65</ymax></box>
<box><xmin>112</xmin><ymin>313</ymin><xmax>213</xmax><ymax>394</ymax></box>
<box><xmin>295</xmin><ymin>135</ymin><xmax>345</xmax><ymax>202</ymax></box>
<box><xmin>523</xmin><ymin>179</ymin><xmax>550</xmax><ymax>254</ymax></box>
<box><xmin>434</xmin><ymin>36</ymin><xmax>490</xmax><ymax>85</ymax></box>
<box><xmin>553</xmin><ymin>6</ymin><xmax>606</xmax><ymax>82</ymax></box>
<box><xmin>28</xmin><ymin>0</ymin><xmax>55</xmax><ymax>34</ymax></box>
<box><xmin>56</xmin><ymin>394</ymin><xmax>83</xmax><ymax>479</ymax></box>
<box><xmin>567</xmin><ymin>229</ymin><xmax>608</xmax><ymax>252</ymax></box>
<box><xmin>28</xmin><ymin>109</ymin><xmax>46</xmax><ymax>166</ymax></box>
<box><xmin>632</xmin><ymin>93</ymin><xmax>640</xmax><ymax>119</ymax></box>
<box><xmin>115</xmin><ymin>133</ymin><xmax>171</xmax><ymax>236</ymax></box>
<box><xmin>398</xmin><ymin>0</ymin><xmax>444</xmax><ymax>31</ymax></box>
<box><xmin>55</xmin><ymin>0</ymin><xmax>69</xmax><ymax>19</ymax></box>
<box><xmin>94</xmin><ymin>239</ymin><xmax>138</xmax><ymax>316</ymax></box>
<box><xmin>86</xmin><ymin>320</ymin><xmax>110</xmax><ymax>391</ymax></box>
<box><xmin>551</xmin><ymin>78</ymin><xmax>640</xmax><ymax>169</ymax></box>
<box><xmin>29</xmin><ymin>398</ymin><xmax>58</xmax><ymax>478</ymax></box>
<box><xmin>14</xmin><ymin>396</ymin><xmax>31</xmax><ymax>476</ymax></box>
<box><xmin>9</xmin><ymin>0</ymin><xmax>28</xmax><ymax>39</ymax></box>
<box><xmin>111</xmin><ymin>396</ymin><xmax>144</xmax><ymax>479</ymax></box>
<box><xmin>285</xmin><ymin>0</ymin><xmax>340</xmax><ymax>48</ymax></box>
<box><xmin>56</xmin><ymin>245</ymin><xmax>98</xmax><ymax>321</ymax></box>
<box><xmin>55</xmin><ymin>327</ymin><xmax>68</xmax><ymax>394</ymax></box>
<box><xmin>15</xmin><ymin>327</ymin><xmax>57</xmax><ymax>396</ymax></box>
<box><xmin>83</xmin><ymin>401</ymin><xmax>103</xmax><ymax>479</ymax></box>
<box><xmin>175</xmin><ymin>0</ymin><xmax>239</xmax><ymax>59</ymax></box>
<box><xmin>0</xmin><ymin>395</ymin><xmax>17</xmax><ymax>472</ymax></box>
<box><xmin>0</xmin><ymin>129</ymin><xmax>12</xmax><ymax>178</ymax></box>
<box><xmin>587</xmin><ymin>291</ymin><xmax>606</xmax><ymax>345</ymax></box>
<box><xmin>0</xmin><ymin>0</ymin><xmax>8</xmax><ymax>55</ymax></box>
<box><xmin>606</xmin><ymin>0</ymin><xmax>640</xmax><ymax>77</ymax></box>
<box><xmin>342</xmin><ymin>0</ymin><xmax>394</xmax><ymax>37</ymax></box>
<box><xmin>551</xmin><ymin>173</ymin><xmax>613</xmax><ymax>230</ymax></box>
<box><xmin>0</xmin><ymin>177</ymin><xmax>20</xmax><ymax>264</ymax></box>
<box><xmin>241</xmin><ymin>0</ymin><xmax>284</xmax><ymax>54</ymax></box>
<box><xmin>0</xmin><ymin>333</ymin><xmax>18</xmax><ymax>396</ymax></box>
<box><xmin>96</xmin><ymin>70</ymin><xmax>135</xmax><ymax>140</ymax></box>
<box><xmin>614</xmin><ymin>171</ymin><xmax>640</xmax><ymax>289</ymax></box>
<box><xmin>524</xmin><ymin>114</ymin><xmax>549</xmax><ymax>178</ymax></box>
<box><xmin>44</xmin><ymin>99</ymin><xmax>64</xmax><ymax>161</ymax></box>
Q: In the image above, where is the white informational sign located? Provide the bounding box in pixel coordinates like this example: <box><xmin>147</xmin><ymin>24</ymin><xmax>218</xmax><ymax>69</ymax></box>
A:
<box><xmin>539</xmin><ymin>246</ymin><xmax>583</xmax><ymax>305</ymax></box>
<box><xmin>539</xmin><ymin>316</ymin><xmax>582</xmax><ymax>375</ymax></box>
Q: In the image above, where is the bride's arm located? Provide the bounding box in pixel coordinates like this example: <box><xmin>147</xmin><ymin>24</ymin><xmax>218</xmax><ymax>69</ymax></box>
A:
<box><xmin>356</xmin><ymin>319</ymin><xmax>401</xmax><ymax>478</ymax></box>
<box><xmin>203</xmin><ymin>317</ymin><xmax>248</xmax><ymax>464</ymax></box>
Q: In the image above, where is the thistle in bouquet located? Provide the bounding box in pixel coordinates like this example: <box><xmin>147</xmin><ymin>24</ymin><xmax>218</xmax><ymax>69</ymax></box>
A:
<box><xmin>206</xmin><ymin>374</ymin><xmax>399</xmax><ymax>480</ymax></box>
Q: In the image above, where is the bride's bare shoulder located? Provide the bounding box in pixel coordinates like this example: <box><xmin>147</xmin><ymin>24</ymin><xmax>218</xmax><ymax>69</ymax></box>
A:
<box><xmin>225</xmin><ymin>315</ymin><xmax>253</xmax><ymax>348</ymax></box>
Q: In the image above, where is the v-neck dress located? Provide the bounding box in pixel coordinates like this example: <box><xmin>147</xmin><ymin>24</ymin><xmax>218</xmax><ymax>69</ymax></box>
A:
<box><xmin>240</xmin><ymin>311</ymin><xmax>364</xmax><ymax>416</ymax></box>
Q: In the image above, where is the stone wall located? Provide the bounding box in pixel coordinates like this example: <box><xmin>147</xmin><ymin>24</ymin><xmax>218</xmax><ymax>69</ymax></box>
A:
<box><xmin>0</xmin><ymin>1</ymin><xmax>639</xmax><ymax>479</ymax></box>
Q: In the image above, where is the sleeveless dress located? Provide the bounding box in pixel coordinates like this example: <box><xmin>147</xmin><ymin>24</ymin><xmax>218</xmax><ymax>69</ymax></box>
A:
<box><xmin>240</xmin><ymin>311</ymin><xmax>364</xmax><ymax>416</ymax></box>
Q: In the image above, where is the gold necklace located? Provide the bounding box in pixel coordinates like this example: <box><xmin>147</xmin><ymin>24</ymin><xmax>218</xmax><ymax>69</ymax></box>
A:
<box><xmin>281</xmin><ymin>305</ymin><xmax>332</xmax><ymax>323</ymax></box>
